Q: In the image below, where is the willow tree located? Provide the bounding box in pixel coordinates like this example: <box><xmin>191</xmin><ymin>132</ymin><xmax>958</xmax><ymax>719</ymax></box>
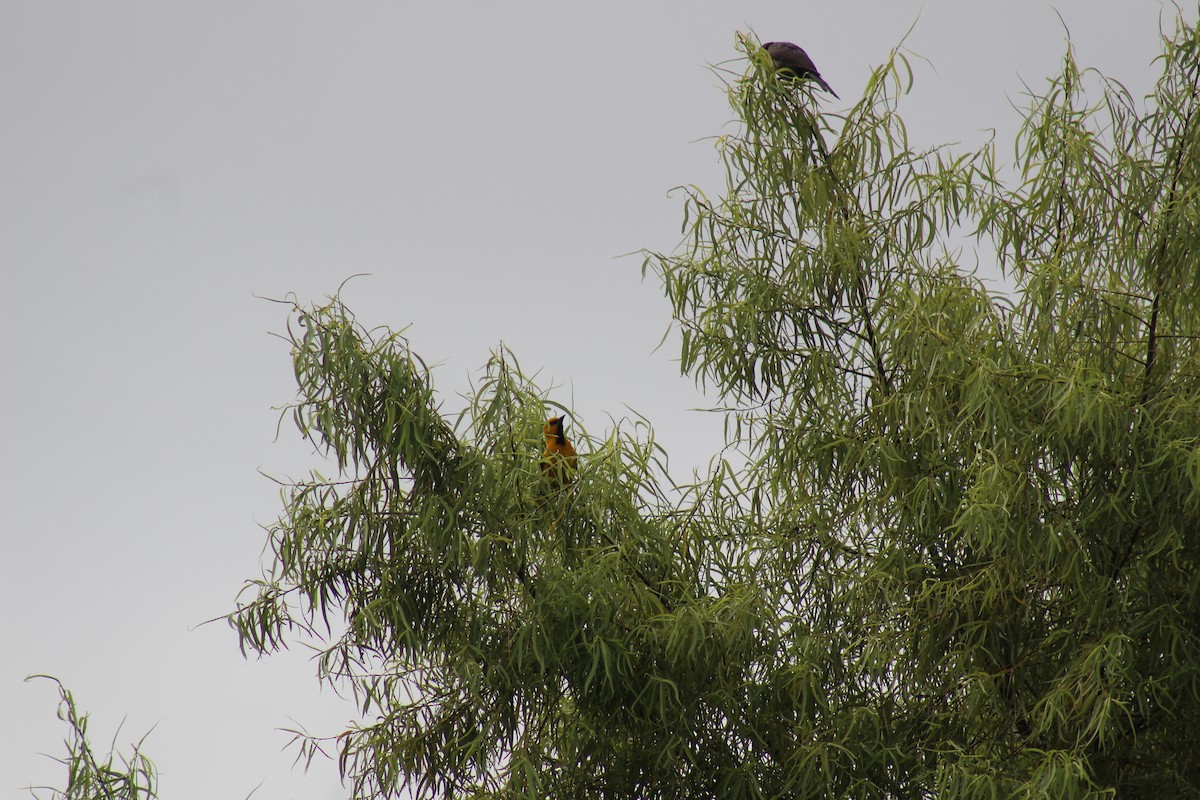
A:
<box><xmin>230</xmin><ymin>19</ymin><xmax>1200</xmax><ymax>799</ymax></box>
<box><xmin>26</xmin><ymin>677</ymin><xmax>159</xmax><ymax>800</ymax></box>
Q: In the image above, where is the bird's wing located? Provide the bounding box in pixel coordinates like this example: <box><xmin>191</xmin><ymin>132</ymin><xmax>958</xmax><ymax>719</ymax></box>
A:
<box><xmin>766</xmin><ymin>42</ymin><xmax>819</xmax><ymax>77</ymax></box>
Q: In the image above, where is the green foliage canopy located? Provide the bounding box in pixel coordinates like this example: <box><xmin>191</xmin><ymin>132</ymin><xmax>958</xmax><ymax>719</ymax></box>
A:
<box><xmin>231</xmin><ymin>20</ymin><xmax>1200</xmax><ymax>799</ymax></box>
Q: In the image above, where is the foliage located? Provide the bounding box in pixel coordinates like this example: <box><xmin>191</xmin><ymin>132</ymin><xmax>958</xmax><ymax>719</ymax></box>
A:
<box><xmin>25</xmin><ymin>677</ymin><xmax>158</xmax><ymax>800</ymax></box>
<box><xmin>232</xmin><ymin>18</ymin><xmax>1200</xmax><ymax>799</ymax></box>
<box><xmin>232</xmin><ymin>300</ymin><xmax>715</xmax><ymax>797</ymax></box>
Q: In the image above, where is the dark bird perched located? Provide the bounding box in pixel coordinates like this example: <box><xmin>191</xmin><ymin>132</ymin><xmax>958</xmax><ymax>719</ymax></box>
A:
<box><xmin>763</xmin><ymin>41</ymin><xmax>839</xmax><ymax>98</ymax></box>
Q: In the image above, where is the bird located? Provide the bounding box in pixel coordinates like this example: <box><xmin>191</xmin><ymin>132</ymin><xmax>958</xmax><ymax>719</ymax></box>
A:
<box><xmin>540</xmin><ymin>416</ymin><xmax>578</xmax><ymax>487</ymax></box>
<box><xmin>763</xmin><ymin>41</ymin><xmax>839</xmax><ymax>98</ymax></box>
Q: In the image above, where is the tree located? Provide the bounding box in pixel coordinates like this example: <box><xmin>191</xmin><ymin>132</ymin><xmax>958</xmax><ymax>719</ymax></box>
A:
<box><xmin>230</xmin><ymin>19</ymin><xmax>1200</xmax><ymax>799</ymax></box>
<box><xmin>25</xmin><ymin>677</ymin><xmax>159</xmax><ymax>800</ymax></box>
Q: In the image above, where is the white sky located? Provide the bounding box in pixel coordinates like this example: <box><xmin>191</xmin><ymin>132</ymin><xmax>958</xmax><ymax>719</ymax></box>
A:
<box><xmin>2</xmin><ymin>2</ymin><xmax>1187</xmax><ymax>798</ymax></box>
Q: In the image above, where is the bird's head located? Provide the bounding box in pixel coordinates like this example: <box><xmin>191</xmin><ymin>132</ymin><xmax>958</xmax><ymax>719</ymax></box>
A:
<box><xmin>543</xmin><ymin>416</ymin><xmax>567</xmax><ymax>444</ymax></box>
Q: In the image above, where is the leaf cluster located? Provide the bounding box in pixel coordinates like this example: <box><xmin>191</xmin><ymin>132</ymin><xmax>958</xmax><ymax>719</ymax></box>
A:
<box><xmin>232</xmin><ymin>18</ymin><xmax>1200</xmax><ymax>800</ymax></box>
<box><xmin>25</xmin><ymin>676</ymin><xmax>158</xmax><ymax>800</ymax></box>
<box><xmin>230</xmin><ymin>297</ymin><xmax>779</xmax><ymax>797</ymax></box>
<box><xmin>646</xmin><ymin>21</ymin><xmax>1200</xmax><ymax>799</ymax></box>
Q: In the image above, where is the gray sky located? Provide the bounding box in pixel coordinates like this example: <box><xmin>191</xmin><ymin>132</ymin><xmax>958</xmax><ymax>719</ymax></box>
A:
<box><xmin>2</xmin><ymin>2</ymin><xmax>1186</xmax><ymax>797</ymax></box>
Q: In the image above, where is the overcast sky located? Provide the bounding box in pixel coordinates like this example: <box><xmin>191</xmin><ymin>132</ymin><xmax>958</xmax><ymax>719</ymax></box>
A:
<box><xmin>2</xmin><ymin>2</ymin><xmax>1189</xmax><ymax>798</ymax></box>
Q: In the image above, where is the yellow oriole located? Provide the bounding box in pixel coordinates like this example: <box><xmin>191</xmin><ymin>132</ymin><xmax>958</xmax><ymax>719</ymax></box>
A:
<box><xmin>540</xmin><ymin>416</ymin><xmax>578</xmax><ymax>487</ymax></box>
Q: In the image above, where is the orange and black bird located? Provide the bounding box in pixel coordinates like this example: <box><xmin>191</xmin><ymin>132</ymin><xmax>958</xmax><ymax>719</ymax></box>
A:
<box><xmin>540</xmin><ymin>416</ymin><xmax>578</xmax><ymax>487</ymax></box>
<box><xmin>764</xmin><ymin>41</ymin><xmax>839</xmax><ymax>98</ymax></box>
